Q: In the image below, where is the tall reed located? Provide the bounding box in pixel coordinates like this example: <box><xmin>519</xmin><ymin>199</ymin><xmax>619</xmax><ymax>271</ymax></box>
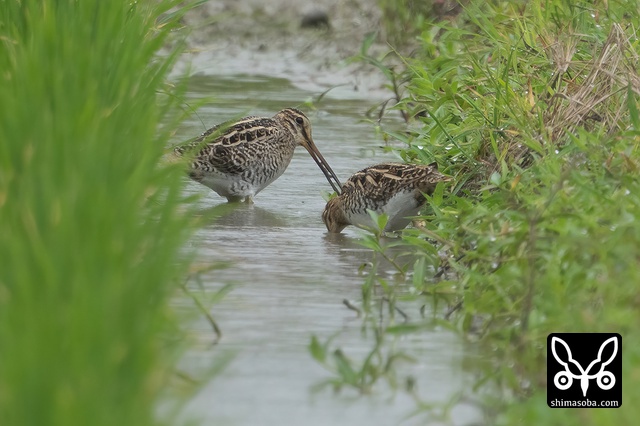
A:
<box><xmin>0</xmin><ymin>1</ymin><xmax>193</xmax><ymax>425</ymax></box>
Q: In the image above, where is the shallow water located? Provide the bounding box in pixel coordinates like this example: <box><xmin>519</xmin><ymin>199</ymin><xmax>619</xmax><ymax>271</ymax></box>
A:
<box><xmin>176</xmin><ymin>75</ymin><xmax>482</xmax><ymax>425</ymax></box>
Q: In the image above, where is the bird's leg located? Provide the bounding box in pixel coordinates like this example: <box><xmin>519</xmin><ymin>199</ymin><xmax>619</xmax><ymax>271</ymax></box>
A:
<box><xmin>243</xmin><ymin>196</ymin><xmax>254</xmax><ymax>204</ymax></box>
<box><xmin>226</xmin><ymin>195</ymin><xmax>244</xmax><ymax>203</ymax></box>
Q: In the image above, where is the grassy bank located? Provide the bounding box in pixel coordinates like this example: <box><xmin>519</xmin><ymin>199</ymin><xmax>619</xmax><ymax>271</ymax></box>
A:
<box><xmin>0</xmin><ymin>1</ymin><xmax>194</xmax><ymax>425</ymax></box>
<box><xmin>337</xmin><ymin>0</ymin><xmax>639</xmax><ymax>422</ymax></box>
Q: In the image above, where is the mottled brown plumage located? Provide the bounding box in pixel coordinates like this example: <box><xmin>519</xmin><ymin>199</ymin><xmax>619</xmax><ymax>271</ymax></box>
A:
<box><xmin>322</xmin><ymin>163</ymin><xmax>450</xmax><ymax>233</ymax></box>
<box><xmin>174</xmin><ymin>108</ymin><xmax>341</xmax><ymax>202</ymax></box>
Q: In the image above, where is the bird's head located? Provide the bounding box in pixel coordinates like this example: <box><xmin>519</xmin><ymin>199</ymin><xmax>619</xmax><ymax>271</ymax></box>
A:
<box><xmin>276</xmin><ymin>108</ymin><xmax>342</xmax><ymax>194</ymax></box>
<box><xmin>322</xmin><ymin>196</ymin><xmax>349</xmax><ymax>233</ymax></box>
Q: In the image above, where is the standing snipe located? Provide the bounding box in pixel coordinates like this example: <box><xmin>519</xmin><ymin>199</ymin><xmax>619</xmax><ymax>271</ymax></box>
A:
<box><xmin>174</xmin><ymin>108</ymin><xmax>342</xmax><ymax>203</ymax></box>
<box><xmin>322</xmin><ymin>162</ymin><xmax>451</xmax><ymax>233</ymax></box>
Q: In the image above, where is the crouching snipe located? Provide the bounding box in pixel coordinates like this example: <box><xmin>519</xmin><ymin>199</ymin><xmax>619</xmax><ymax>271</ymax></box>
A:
<box><xmin>174</xmin><ymin>108</ymin><xmax>342</xmax><ymax>203</ymax></box>
<box><xmin>322</xmin><ymin>163</ymin><xmax>450</xmax><ymax>233</ymax></box>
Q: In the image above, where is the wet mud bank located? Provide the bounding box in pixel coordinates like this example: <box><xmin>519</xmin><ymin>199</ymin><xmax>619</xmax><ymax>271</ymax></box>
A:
<box><xmin>178</xmin><ymin>0</ymin><xmax>393</xmax><ymax>100</ymax></box>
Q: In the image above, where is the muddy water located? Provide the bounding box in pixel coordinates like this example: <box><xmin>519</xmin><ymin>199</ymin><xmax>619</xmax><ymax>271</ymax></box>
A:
<box><xmin>177</xmin><ymin>75</ymin><xmax>481</xmax><ymax>425</ymax></box>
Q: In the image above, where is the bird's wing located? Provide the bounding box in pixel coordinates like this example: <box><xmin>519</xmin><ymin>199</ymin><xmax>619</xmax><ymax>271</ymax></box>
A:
<box><xmin>342</xmin><ymin>163</ymin><xmax>443</xmax><ymax>201</ymax></box>
<box><xmin>175</xmin><ymin>117</ymin><xmax>280</xmax><ymax>175</ymax></box>
<box><xmin>173</xmin><ymin>120</ymin><xmax>233</xmax><ymax>155</ymax></box>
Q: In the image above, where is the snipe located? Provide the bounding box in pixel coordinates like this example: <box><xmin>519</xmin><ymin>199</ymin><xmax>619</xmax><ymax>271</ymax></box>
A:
<box><xmin>174</xmin><ymin>108</ymin><xmax>342</xmax><ymax>203</ymax></box>
<box><xmin>322</xmin><ymin>162</ymin><xmax>451</xmax><ymax>233</ymax></box>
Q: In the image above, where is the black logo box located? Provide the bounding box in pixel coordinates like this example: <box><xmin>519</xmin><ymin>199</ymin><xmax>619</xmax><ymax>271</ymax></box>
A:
<box><xmin>547</xmin><ymin>333</ymin><xmax>621</xmax><ymax>408</ymax></box>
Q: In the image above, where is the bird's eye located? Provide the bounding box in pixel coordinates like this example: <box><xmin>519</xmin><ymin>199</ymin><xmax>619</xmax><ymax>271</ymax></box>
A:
<box><xmin>295</xmin><ymin>117</ymin><xmax>304</xmax><ymax>125</ymax></box>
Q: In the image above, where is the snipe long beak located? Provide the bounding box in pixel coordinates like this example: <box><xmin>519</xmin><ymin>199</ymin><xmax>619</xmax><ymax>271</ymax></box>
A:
<box><xmin>301</xmin><ymin>135</ymin><xmax>342</xmax><ymax>195</ymax></box>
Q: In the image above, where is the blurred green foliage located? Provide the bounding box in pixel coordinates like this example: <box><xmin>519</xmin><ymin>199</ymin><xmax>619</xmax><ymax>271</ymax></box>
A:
<box><xmin>0</xmin><ymin>1</ymin><xmax>196</xmax><ymax>425</ymax></box>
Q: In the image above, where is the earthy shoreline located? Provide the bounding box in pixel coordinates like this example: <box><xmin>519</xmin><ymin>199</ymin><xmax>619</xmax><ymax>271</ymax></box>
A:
<box><xmin>178</xmin><ymin>0</ymin><xmax>393</xmax><ymax>99</ymax></box>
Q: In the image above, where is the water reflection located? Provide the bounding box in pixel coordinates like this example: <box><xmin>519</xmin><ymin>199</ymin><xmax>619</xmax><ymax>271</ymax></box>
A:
<box><xmin>199</xmin><ymin>203</ymin><xmax>289</xmax><ymax>228</ymax></box>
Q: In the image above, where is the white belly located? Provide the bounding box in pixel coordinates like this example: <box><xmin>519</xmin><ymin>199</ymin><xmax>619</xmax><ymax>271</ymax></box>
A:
<box><xmin>197</xmin><ymin>160</ymin><xmax>291</xmax><ymax>200</ymax></box>
<box><xmin>350</xmin><ymin>191</ymin><xmax>423</xmax><ymax>232</ymax></box>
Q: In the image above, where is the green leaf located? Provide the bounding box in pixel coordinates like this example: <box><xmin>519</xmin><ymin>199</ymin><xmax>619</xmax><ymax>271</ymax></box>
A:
<box><xmin>309</xmin><ymin>335</ymin><xmax>326</xmax><ymax>363</ymax></box>
<box><xmin>490</xmin><ymin>171</ymin><xmax>502</xmax><ymax>186</ymax></box>
<box><xmin>361</xmin><ymin>32</ymin><xmax>377</xmax><ymax>56</ymax></box>
<box><xmin>333</xmin><ymin>350</ymin><xmax>357</xmax><ymax>383</ymax></box>
<box><xmin>359</xmin><ymin>234</ymin><xmax>382</xmax><ymax>252</ymax></box>
<box><xmin>367</xmin><ymin>209</ymin><xmax>388</xmax><ymax>233</ymax></box>
<box><xmin>412</xmin><ymin>257</ymin><xmax>426</xmax><ymax>288</ymax></box>
<box><xmin>431</xmin><ymin>181</ymin><xmax>445</xmax><ymax>207</ymax></box>
<box><xmin>386</xmin><ymin>323</ymin><xmax>430</xmax><ymax>334</ymax></box>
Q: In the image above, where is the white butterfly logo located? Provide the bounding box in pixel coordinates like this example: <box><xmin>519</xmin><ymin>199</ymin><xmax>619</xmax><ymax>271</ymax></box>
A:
<box><xmin>551</xmin><ymin>336</ymin><xmax>617</xmax><ymax>397</ymax></box>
